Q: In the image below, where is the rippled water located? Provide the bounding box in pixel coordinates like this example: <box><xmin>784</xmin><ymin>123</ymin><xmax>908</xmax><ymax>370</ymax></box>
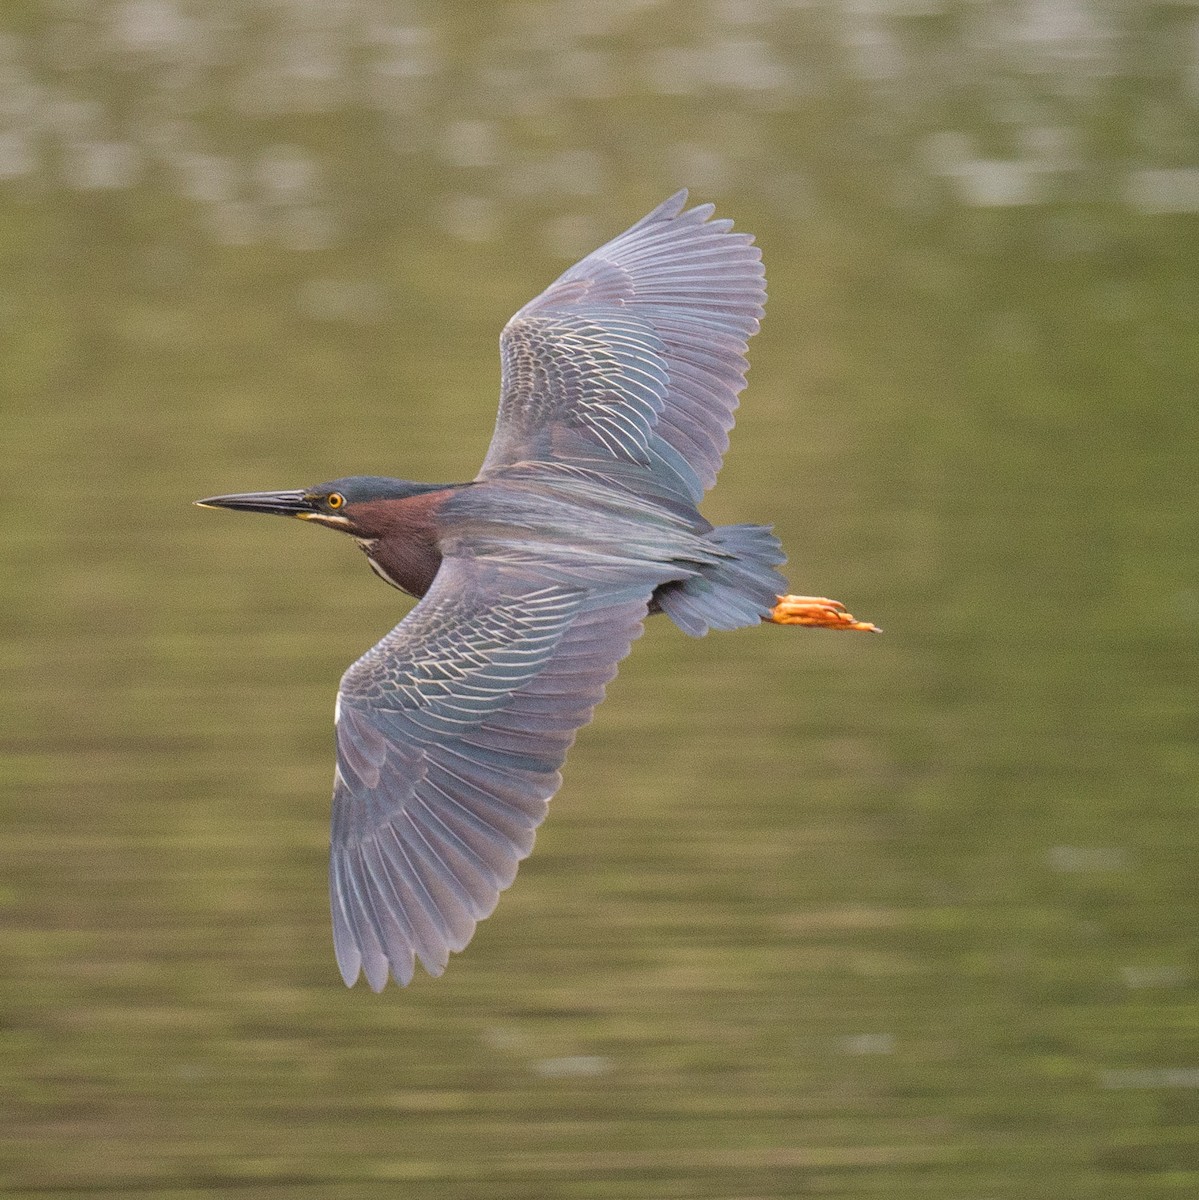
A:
<box><xmin>3</xmin><ymin>3</ymin><xmax>1198</xmax><ymax>1197</ymax></box>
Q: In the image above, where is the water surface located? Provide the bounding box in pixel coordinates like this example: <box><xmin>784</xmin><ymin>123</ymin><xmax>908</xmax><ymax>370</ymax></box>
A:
<box><xmin>3</xmin><ymin>3</ymin><xmax>1198</xmax><ymax>1197</ymax></box>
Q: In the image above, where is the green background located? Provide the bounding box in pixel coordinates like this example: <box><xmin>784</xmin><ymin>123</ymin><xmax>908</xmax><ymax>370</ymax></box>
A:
<box><xmin>2</xmin><ymin>2</ymin><xmax>1197</xmax><ymax>1196</ymax></box>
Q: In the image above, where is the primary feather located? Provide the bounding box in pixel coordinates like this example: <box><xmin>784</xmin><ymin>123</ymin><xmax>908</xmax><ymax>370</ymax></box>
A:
<box><xmin>479</xmin><ymin>190</ymin><xmax>766</xmax><ymax>502</ymax></box>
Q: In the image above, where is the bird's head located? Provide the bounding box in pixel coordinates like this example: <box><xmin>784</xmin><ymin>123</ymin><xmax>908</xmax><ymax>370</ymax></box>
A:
<box><xmin>196</xmin><ymin>476</ymin><xmax>447</xmax><ymax>537</ymax></box>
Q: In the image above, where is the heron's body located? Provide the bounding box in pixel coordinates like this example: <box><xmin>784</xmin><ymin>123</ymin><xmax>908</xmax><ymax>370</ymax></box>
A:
<box><xmin>199</xmin><ymin>192</ymin><xmax>877</xmax><ymax>990</ymax></box>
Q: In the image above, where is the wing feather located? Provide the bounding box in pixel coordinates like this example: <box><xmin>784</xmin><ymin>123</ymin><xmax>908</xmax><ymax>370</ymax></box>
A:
<box><xmin>329</xmin><ymin>557</ymin><xmax>649</xmax><ymax>988</ymax></box>
<box><xmin>478</xmin><ymin>190</ymin><xmax>765</xmax><ymax>502</ymax></box>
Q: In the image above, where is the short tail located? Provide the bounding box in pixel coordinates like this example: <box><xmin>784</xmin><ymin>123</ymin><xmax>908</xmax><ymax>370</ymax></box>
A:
<box><xmin>655</xmin><ymin>524</ymin><xmax>786</xmax><ymax>637</ymax></box>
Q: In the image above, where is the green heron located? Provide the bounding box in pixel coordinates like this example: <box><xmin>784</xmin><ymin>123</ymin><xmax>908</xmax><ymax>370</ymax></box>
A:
<box><xmin>198</xmin><ymin>191</ymin><xmax>877</xmax><ymax>991</ymax></box>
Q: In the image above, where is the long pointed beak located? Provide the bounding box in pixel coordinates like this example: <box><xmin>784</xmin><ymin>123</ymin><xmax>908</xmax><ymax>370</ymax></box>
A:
<box><xmin>194</xmin><ymin>489</ymin><xmax>313</xmax><ymax>517</ymax></box>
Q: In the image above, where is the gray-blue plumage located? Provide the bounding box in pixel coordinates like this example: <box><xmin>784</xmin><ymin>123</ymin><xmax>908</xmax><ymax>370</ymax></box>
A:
<box><xmin>480</xmin><ymin>191</ymin><xmax>765</xmax><ymax>503</ymax></box>
<box><xmin>332</xmin><ymin>570</ymin><xmax>654</xmax><ymax>987</ymax></box>
<box><xmin>328</xmin><ymin>191</ymin><xmax>782</xmax><ymax>988</ymax></box>
<box><xmin>203</xmin><ymin>191</ymin><xmax>799</xmax><ymax>990</ymax></box>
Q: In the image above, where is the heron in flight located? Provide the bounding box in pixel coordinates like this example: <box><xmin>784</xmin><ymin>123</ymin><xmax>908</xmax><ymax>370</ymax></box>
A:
<box><xmin>198</xmin><ymin>191</ymin><xmax>877</xmax><ymax>990</ymax></box>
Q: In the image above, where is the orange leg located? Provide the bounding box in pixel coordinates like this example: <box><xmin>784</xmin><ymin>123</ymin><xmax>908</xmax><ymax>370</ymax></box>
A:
<box><xmin>768</xmin><ymin>595</ymin><xmax>881</xmax><ymax>632</ymax></box>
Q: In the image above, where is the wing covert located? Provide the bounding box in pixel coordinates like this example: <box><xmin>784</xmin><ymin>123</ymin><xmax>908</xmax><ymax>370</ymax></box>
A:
<box><xmin>330</xmin><ymin>557</ymin><xmax>649</xmax><ymax>989</ymax></box>
<box><xmin>479</xmin><ymin>190</ymin><xmax>766</xmax><ymax>502</ymax></box>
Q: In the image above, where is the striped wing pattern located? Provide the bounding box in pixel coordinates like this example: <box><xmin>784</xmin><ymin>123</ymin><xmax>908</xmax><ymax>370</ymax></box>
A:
<box><xmin>479</xmin><ymin>190</ymin><xmax>766</xmax><ymax>503</ymax></box>
<box><xmin>331</xmin><ymin>558</ymin><xmax>649</xmax><ymax>989</ymax></box>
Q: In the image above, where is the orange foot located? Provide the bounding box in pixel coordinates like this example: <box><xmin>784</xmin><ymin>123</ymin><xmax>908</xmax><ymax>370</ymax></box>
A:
<box><xmin>768</xmin><ymin>595</ymin><xmax>881</xmax><ymax>633</ymax></box>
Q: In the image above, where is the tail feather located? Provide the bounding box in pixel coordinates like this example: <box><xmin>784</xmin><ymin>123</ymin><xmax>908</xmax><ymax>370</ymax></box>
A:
<box><xmin>655</xmin><ymin>524</ymin><xmax>786</xmax><ymax>637</ymax></box>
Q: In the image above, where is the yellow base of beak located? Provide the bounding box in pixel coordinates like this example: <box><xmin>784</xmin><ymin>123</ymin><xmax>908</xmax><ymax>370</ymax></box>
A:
<box><xmin>768</xmin><ymin>595</ymin><xmax>881</xmax><ymax>633</ymax></box>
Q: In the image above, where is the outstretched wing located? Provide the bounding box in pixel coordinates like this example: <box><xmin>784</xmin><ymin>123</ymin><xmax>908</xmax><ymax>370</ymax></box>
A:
<box><xmin>478</xmin><ymin>190</ymin><xmax>766</xmax><ymax>504</ymax></box>
<box><xmin>330</xmin><ymin>557</ymin><xmax>650</xmax><ymax>989</ymax></box>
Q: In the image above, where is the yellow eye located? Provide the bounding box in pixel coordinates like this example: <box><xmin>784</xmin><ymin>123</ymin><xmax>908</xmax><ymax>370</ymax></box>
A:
<box><xmin>327</xmin><ymin>492</ymin><xmax>345</xmax><ymax>510</ymax></box>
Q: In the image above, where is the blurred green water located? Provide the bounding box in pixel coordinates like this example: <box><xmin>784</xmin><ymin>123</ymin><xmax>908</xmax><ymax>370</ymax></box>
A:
<box><xmin>2</xmin><ymin>3</ymin><xmax>1198</xmax><ymax>1197</ymax></box>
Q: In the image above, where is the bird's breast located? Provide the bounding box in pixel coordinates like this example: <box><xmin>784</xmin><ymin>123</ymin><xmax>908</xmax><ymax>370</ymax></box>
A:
<box><xmin>358</xmin><ymin>534</ymin><xmax>442</xmax><ymax>599</ymax></box>
<box><xmin>349</xmin><ymin>492</ymin><xmax>455</xmax><ymax>599</ymax></box>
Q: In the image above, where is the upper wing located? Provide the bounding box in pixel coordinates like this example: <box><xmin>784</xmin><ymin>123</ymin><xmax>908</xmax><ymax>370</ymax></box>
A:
<box><xmin>330</xmin><ymin>557</ymin><xmax>650</xmax><ymax>989</ymax></box>
<box><xmin>477</xmin><ymin>191</ymin><xmax>766</xmax><ymax>504</ymax></box>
